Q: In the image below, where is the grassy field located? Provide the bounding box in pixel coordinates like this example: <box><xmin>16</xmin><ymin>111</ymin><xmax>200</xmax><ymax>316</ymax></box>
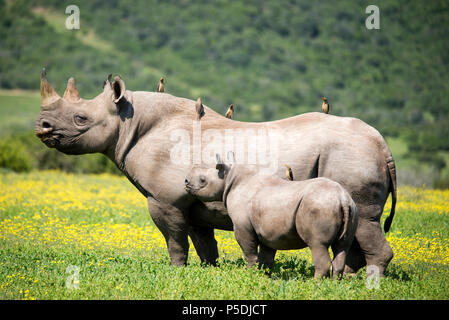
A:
<box><xmin>1</xmin><ymin>170</ymin><xmax>449</xmax><ymax>299</ymax></box>
<box><xmin>0</xmin><ymin>90</ymin><xmax>40</xmax><ymax>136</ymax></box>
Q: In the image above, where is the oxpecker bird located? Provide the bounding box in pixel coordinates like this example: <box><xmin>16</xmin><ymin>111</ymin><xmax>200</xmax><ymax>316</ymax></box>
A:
<box><xmin>157</xmin><ymin>77</ymin><xmax>165</xmax><ymax>92</ymax></box>
<box><xmin>225</xmin><ymin>104</ymin><xmax>234</xmax><ymax>119</ymax></box>
<box><xmin>195</xmin><ymin>97</ymin><xmax>205</xmax><ymax>120</ymax></box>
<box><xmin>321</xmin><ymin>97</ymin><xmax>329</xmax><ymax>114</ymax></box>
<box><xmin>285</xmin><ymin>164</ymin><xmax>293</xmax><ymax>181</ymax></box>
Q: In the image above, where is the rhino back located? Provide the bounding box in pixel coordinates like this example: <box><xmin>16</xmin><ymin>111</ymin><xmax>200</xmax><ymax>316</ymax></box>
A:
<box><xmin>117</xmin><ymin>93</ymin><xmax>389</xmax><ymax>223</ymax></box>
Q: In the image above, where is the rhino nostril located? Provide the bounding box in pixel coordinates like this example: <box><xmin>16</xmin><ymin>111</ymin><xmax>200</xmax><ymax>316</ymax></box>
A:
<box><xmin>185</xmin><ymin>179</ymin><xmax>189</xmax><ymax>186</ymax></box>
<box><xmin>42</xmin><ymin>121</ymin><xmax>52</xmax><ymax>129</ymax></box>
<box><xmin>36</xmin><ymin>120</ymin><xmax>54</xmax><ymax>137</ymax></box>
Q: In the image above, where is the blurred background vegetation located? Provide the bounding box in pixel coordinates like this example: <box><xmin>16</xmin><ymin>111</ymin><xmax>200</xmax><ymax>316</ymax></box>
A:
<box><xmin>0</xmin><ymin>0</ymin><xmax>448</xmax><ymax>187</ymax></box>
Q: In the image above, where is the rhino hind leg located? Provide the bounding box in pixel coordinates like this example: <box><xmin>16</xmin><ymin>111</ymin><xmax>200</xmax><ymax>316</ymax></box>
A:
<box><xmin>233</xmin><ymin>225</ymin><xmax>259</xmax><ymax>268</ymax></box>
<box><xmin>343</xmin><ymin>238</ymin><xmax>366</xmax><ymax>276</ymax></box>
<box><xmin>331</xmin><ymin>242</ymin><xmax>349</xmax><ymax>280</ymax></box>
<box><xmin>309</xmin><ymin>243</ymin><xmax>331</xmax><ymax>278</ymax></box>
<box><xmin>343</xmin><ymin>196</ymin><xmax>393</xmax><ymax>276</ymax></box>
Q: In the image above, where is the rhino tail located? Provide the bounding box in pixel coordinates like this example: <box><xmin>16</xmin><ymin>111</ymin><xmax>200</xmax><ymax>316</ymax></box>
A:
<box><xmin>338</xmin><ymin>200</ymin><xmax>352</xmax><ymax>241</ymax></box>
<box><xmin>383</xmin><ymin>153</ymin><xmax>397</xmax><ymax>233</ymax></box>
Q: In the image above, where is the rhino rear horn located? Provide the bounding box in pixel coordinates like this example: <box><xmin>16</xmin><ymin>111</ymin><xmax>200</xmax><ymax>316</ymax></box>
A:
<box><xmin>40</xmin><ymin>68</ymin><xmax>61</xmax><ymax>107</ymax></box>
<box><xmin>63</xmin><ymin>77</ymin><xmax>81</xmax><ymax>102</ymax></box>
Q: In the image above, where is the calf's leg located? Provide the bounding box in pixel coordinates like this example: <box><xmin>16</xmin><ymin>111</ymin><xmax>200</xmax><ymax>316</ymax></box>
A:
<box><xmin>309</xmin><ymin>243</ymin><xmax>331</xmax><ymax>278</ymax></box>
<box><xmin>331</xmin><ymin>243</ymin><xmax>347</xmax><ymax>280</ymax></box>
<box><xmin>233</xmin><ymin>225</ymin><xmax>259</xmax><ymax>267</ymax></box>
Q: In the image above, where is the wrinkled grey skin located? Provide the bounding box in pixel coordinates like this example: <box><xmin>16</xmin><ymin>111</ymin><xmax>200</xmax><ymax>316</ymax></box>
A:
<box><xmin>35</xmin><ymin>71</ymin><xmax>397</xmax><ymax>275</ymax></box>
<box><xmin>185</xmin><ymin>161</ymin><xmax>358</xmax><ymax>279</ymax></box>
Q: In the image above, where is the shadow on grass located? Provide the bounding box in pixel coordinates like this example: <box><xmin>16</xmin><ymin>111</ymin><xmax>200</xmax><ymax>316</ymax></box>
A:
<box><xmin>264</xmin><ymin>259</ymin><xmax>413</xmax><ymax>282</ymax></box>
<box><xmin>216</xmin><ymin>256</ymin><xmax>414</xmax><ymax>283</ymax></box>
<box><xmin>270</xmin><ymin>257</ymin><xmax>315</xmax><ymax>280</ymax></box>
<box><xmin>216</xmin><ymin>257</ymin><xmax>247</xmax><ymax>268</ymax></box>
<box><xmin>384</xmin><ymin>264</ymin><xmax>412</xmax><ymax>281</ymax></box>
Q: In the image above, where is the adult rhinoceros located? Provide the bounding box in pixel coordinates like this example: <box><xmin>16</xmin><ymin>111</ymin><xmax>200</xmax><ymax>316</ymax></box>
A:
<box><xmin>35</xmin><ymin>70</ymin><xmax>397</xmax><ymax>276</ymax></box>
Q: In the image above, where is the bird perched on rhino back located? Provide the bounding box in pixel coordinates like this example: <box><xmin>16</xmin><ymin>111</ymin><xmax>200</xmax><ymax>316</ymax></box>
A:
<box><xmin>157</xmin><ymin>77</ymin><xmax>165</xmax><ymax>92</ymax></box>
<box><xmin>321</xmin><ymin>96</ymin><xmax>329</xmax><ymax>114</ymax></box>
<box><xmin>195</xmin><ymin>97</ymin><xmax>205</xmax><ymax>120</ymax></box>
<box><xmin>285</xmin><ymin>164</ymin><xmax>293</xmax><ymax>181</ymax></box>
<box><xmin>225</xmin><ymin>104</ymin><xmax>234</xmax><ymax>119</ymax></box>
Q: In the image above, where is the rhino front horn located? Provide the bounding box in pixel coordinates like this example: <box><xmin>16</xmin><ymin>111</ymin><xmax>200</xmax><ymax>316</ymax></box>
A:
<box><xmin>63</xmin><ymin>77</ymin><xmax>81</xmax><ymax>102</ymax></box>
<box><xmin>40</xmin><ymin>68</ymin><xmax>61</xmax><ymax>107</ymax></box>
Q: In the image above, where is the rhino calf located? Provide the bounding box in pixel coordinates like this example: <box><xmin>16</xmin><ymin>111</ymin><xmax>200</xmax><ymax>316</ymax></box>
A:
<box><xmin>185</xmin><ymin>155</ymin><xmax>358</xmax><ymax>279</ymax></box>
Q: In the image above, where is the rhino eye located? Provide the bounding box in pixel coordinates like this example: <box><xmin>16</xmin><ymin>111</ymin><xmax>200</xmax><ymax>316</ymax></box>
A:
<box><xmin>74</xmin><ymin>114</ymin><xmax>88</xmax><ymax>126</ymax></box>
<box><xmin>199</xmin><ymin>175</ymin><xmax>206</xmax><ymax>185</ymax></box>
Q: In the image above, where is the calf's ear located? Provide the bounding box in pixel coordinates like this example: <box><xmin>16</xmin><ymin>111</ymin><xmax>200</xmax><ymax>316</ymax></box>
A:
<box><xmin>215</xmin><ymin>153</ymin><xmax>225</xmax><ymax>171</ymax></box>
<box><xmin>215</xmin><ymin>154</ymin><xmax>223</xmax><ymax>167</ymax></box>
<box><xmin>227</xmin><ymin>151</ymin><xmax>236</xmax><ymax>164</ymax></box>
<box><xmin>215</xmin><ymin>153</ymin><xmax>228</xmax><ymax>178</ymax></box>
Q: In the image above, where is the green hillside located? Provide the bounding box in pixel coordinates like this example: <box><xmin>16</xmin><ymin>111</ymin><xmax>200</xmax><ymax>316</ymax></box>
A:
<box><xmin>1</xmin><ymin>0</ymin><xmax>449</xmax><ymax>185</ymax></box>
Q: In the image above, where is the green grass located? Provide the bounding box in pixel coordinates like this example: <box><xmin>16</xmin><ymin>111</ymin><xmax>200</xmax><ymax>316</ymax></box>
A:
<box><xmin>0</xmin><ymin>91</ymin><xmax>40</xmax><ymax>136</ymax></box>
<box><xmin>1</xmin><ymin>171</ymin><xmax>448</xmax><ymax>300</ymax></box>
<box><xmin>2</xmin><ymin>241</ymin><xmax>448</xmax><ymax>300</ymax></box>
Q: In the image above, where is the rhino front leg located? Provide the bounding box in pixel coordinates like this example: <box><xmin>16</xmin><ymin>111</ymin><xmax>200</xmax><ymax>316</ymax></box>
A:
<box><xmin>147</xmin><ymin>197</ymin><xmax>189</xmax><ymax>266</ymax></box>
<box><xmin>188</xmin><ymin>225</ymin><xmax>219</xmax><ymax>266</ymax></box>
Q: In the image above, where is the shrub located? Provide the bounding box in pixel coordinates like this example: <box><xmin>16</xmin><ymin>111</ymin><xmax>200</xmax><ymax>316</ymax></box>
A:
<box><xmin>1</xmin><ymin>131</ymin><xmax>121</xmax><ymax>175</ymax></box>
<box><xmin>434</xmin><ymin>177</ymin><xmax>449</xmax><ymax>190</ymax></box>
<box><xmin>0</xmin><ymin>136</ymin><xmax>32</xmax><ymax>172</ymax></box>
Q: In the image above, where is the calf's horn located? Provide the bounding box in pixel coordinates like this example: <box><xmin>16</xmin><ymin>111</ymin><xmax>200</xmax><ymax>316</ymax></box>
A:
<box><xmin>40</xmin><ymin>68</ymin><xmax>61</xmax><ymax>107</ymax></box>
<box><xmin>63</xmin><ymin>77</ymin><xmax>81</xmax><ymax>102</ymax></box>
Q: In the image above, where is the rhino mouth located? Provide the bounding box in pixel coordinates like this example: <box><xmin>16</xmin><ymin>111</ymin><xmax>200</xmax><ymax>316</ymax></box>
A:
<box><xmin>41</xmin><ymin>135</ymin><xmax>61</xmax><ymax>148</ymax></box>
<box><xmin>35</xmin><ymin>127</ymin><xmax>61</xmax><ymax>148</ymax></box>
<box><xmin>184</xmin><ymin>185</ymin><xmax>202</xmax><ymax>194</ymax></box>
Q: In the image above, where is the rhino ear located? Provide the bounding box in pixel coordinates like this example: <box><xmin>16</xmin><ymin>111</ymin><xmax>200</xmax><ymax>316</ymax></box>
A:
<box><xmin>227</xmin><ymin>151</ymin><xmax>236</xmax><ymax>164</ymax></box>
<box><xmin>112</xmin><ymin>75</ymin><xmax>126</xmax><ymax>103</ymax></box>
<box><xmin>215</xmin><ymin>153</ymin><xmax>222</xmax><ymax>165</ymax></box>
<box><xmin>215</xmin><ymin>153</ymin><xmax>229</xmax><ymax>176</ymax></box>
<box><xmin>215</xmin><ymin>153</ymin><xmax>224</xmax><ymax>170</ymax></box>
